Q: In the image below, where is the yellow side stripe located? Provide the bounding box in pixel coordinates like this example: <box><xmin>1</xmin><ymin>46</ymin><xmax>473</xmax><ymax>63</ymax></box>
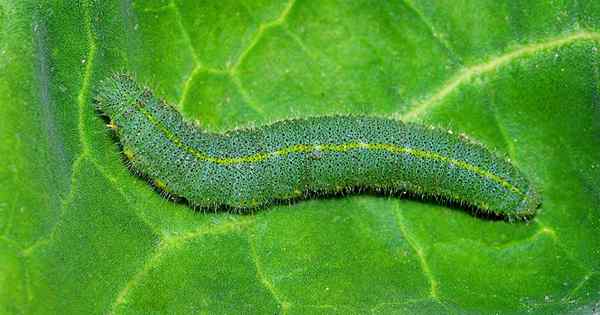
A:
<box><xmin>136</xmin><ymin>106</ymin><xmax>523</xmax><ymax>197</ymax></box>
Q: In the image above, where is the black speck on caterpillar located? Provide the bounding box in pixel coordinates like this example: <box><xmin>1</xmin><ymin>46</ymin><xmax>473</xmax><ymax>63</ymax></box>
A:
<box><xmin>94</xmin><ymin>72</ymin><xmax>540</xmax><ymax>220</ymax></box>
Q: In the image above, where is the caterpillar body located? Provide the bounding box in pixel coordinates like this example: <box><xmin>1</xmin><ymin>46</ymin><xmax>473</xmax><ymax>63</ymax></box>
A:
<box><xmin>95</xmin><ymin>73</ymin><xmax>539</xmax><ymax>218</ymax></box>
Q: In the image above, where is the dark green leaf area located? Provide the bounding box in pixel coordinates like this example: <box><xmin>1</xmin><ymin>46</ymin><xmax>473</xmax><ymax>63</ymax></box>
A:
<box><xmin>2</xmin><ymin>0</ymin><xmax>599</xmax><ymax>314</ymax></box>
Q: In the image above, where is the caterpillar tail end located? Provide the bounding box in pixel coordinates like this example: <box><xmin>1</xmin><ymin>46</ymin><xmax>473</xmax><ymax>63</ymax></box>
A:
<box><xmin>513</xmin><ymin>185</ymin><xmax>541</xmax><ymax>219</ymax></box>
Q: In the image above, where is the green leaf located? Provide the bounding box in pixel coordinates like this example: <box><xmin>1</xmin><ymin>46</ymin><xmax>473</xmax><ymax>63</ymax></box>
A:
<box><xmin>2</xmin><ymin>1</ymin><xmax>599</xmax><ymax>314</ymax></box>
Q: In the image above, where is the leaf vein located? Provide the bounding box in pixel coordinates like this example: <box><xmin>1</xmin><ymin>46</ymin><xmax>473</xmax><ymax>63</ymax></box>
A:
<box><xmin>229</xmin><ymin>0</ymin><xmax>296</xmax><ymax>74</ymax></box>
<box><xmin>247</xmin><ymin>225</ymin><xmax>290</xmax><ymax>314</ymax></box>
<box><xmin>109</xmin><ymin>219</ymin><xmax>253</xmax><ymax>313</ymax></box>
<box><xmin>393</xmin><ymin>207</ymin><xmax>439</xmax><ymax>300</ymax></box>
<box><xmin>171</xmin><ymin>0</ymin><xmax>199</xmax><ymax>64</ymax></box>
<box><xmin>399</xmin><ymin>0</ymin><xmax>460</xmax><ymax>62</ymax></box>
<box><xmin>402</xmin><ymin>30</ymin><xmax>600</xmax><ymax>121</ymax></box>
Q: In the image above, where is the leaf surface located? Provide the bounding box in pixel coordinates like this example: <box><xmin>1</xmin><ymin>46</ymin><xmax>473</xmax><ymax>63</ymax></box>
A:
<box><xmin>2</xmin><ymin>1</ymin><xmax>600</xmax><ymax>314</ymax></box>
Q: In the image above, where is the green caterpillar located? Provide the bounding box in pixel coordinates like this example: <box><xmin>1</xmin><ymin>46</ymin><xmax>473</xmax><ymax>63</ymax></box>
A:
<box><xmin>94</xmin><ymin>73</ymin><xmax>540</xmax><ymax>218</ymax></box>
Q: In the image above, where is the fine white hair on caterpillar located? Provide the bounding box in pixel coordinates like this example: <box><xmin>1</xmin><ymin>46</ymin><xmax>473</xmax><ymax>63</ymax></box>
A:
<box><xmin>94</xmin><ymin>72</ymin><xmax>540</xmax><ymax>219</ymax></box>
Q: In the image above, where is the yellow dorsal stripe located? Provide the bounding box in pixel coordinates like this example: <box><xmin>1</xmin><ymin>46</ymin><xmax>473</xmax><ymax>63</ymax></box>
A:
<box><xmin>136</xmin><ymin>106</ymin><xmax>523</xmax><ymax>197</ymax></box>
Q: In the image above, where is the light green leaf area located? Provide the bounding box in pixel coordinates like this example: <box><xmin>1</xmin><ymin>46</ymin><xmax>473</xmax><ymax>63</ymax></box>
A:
<box><xmin>1</xmin><ymin>1</ymin><xmax>599</xmax><ymax>314</ymax></box>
